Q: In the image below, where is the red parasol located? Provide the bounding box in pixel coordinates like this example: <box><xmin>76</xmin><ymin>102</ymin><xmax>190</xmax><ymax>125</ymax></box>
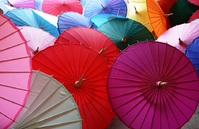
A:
<box><xmin>0</xmin><ymin>14</ymin><xmax>32</xmax><ymax>128</ymax></box>
<box><xmin>107</xmin><ymin>41</ymin><xmax>199</xmax><ymax>129</ymax></box>
<box><xmin>155</xmin><ymin>0</ymin><xmax>177</xmax><ymax>14</ymax></box>
<box><xmin>189</xmin><ymin>10</ymin><xmax>199</xmax><ymax>23</ymax></box>
<box><xmin>55</xmin><ymin>26</ymin><xmax>120</xmax><ymax>64</ymax></box>
<box><xmin>32</xmin><ymin>43</ymin><xmax>115</xmax><ymax>129</ymax></box>
<box><xmin>188</xmin><ymin>0</ymin><xmax>199</xmax><ymax>6</ymax></box>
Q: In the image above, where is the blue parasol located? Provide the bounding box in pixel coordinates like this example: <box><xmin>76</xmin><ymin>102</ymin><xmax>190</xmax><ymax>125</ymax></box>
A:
<box><xmin>57</xmin><ymin>11</ymin><xmax>92</xmax><ymax>34</ymax></box>
<box><xmin>83</xmin><ymin>0</ymin><xmax>127</xmax><ymax>18</ymax></box>
<box><xmin>4</xmin><ymin>8</ymin><xmax>59</xmax><ymax>38</ymax></box>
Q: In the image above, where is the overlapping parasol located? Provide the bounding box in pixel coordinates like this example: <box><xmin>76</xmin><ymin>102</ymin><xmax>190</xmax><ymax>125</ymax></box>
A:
<box><xmin>107</xmin><ymin>41</ymin><xmax>199</xmax><ymax>129</ymax></box>
<box><xmin>0</xmin><ymin>14</ymin><xmax>32</xmax><ymax>129</ymax></box>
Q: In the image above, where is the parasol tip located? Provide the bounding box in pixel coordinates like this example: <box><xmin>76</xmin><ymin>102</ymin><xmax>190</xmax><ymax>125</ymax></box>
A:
<box><xmin>0</xmin><ymin>8</ymin><xmax>3</xmax><ymax>14</ymax></box>
<box><xmin>164</xmin><ymin>13</ymin><xmax>173</xmax><ymax>17</ymax></box>
<box><xmin>121</xmin><ymin>37</ymin><xmax>127</xmax><ymax>43</ymax></box>
<box><xmin>134</xmin><ymin>6</ymin><xmax>138</xmax><ymax>14</ymax></box>
<box><xmin>74</xmin><ymin>74</ymin><xmax>85</xmax><ymax>88</ymax></box>
<box><xmin>178</xmin><ymin>38</ymin><xmax>187</xmax><ymax>48</ymax></box>
<box><xmin>33</xmin><ymin>47</ymin><xmax>39</xmax><ymax>55</ymax></box>
<box><xmin>152</xmin><ymin>31</ymin><xmax>157</xmax><ymax>40</ymax></box>
<box><xmin>98</xmin><ymin>48</ymin><xmax>107</xmax><ymax>54</ymax></box>
<box><xmin>156</xmin><ymin>81</ymin><xmax>167</xmax><ymax>88</ymax></box>
<box><xmin>89</xmin><ymin>23</ymin><xmax>95</xmax><ymax>28</ymax></box>
<box><xmin>62</xmin><ymin>1</ymin><xmax>65</xmax><ymax>5</ymax></box>
<box><xmin>101</xmin><ymin>4</ymin><xmax>105</xmax><ymax>10</ymax></box>
<box><xmin>117</xmin><ymin>9</ymin><xmax>120</xmax><ymax>15</ymax></box>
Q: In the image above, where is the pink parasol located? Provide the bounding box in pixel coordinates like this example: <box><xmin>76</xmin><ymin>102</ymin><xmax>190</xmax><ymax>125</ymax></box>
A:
<box><xmin>8</xmin><ymin>0</ymin><xmax>35</xmax><ymax>9</ymax></box>
<box><xmin>157</xmin><ymin>23</ymin><xmax>199</xmax><ymax>53</ymax></box>
<box><xmin>107</xmin><ymin>41</ymin><xmax>199</xmax><ymax>129</ymax></box>
<box><xmin>18</xmin><ymin>26</ymin><xmax>56</xmax><ymax>56</ymax></box>
<box><xmin>42</xmin><ymin>0</ymin><xmax>83</xmax><ymax>16</ymax></box>
<box><xmin>0</xmin><ymin>14</ymin><xmax>32</xmax><ymax>128</ymax></box>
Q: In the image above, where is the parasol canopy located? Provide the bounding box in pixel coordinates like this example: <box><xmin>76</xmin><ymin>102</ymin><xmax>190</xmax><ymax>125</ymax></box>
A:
<box><xmin>126</xmin><ymin>0</ymin><xmax>153</xmax><ymax>33</ymax></box>
<box><xmin>42</xmin><ymin>0</ymin><xmax>83</xmax><ymax>16</ymax></box>
<box><xmin>189</xmin><ymin>10</ymin><xmax>199</xmax><ymax>23</ymax></box>
<box><xmin>97</xmin><ymin>17</ymin><xmax>154</xmax><ymax>50</ymax></box>
<box><xmin>107</xmin><ymin>41</ymin><xmax>199</xmax><ymax>129</ymax></box>
<box><xmin>4</xmin><ymin>8</ymin><xmax>59</xmax><ymax>38</ymax></box>
<box><xmin>18</xmin><ymin>26</ymin><xmax>56</xmax><ymax>56</ymax></box>
<box><xmin>155</xmin><ymin>0</ymin><xmax>177</xmax><ymax>14</ymax></box>
<box><xmin>157</xmin><ymin>23</ymin><xmax>199</xmax><ymax>53</ymax></box>
<box><xmin>55</xmin><ymin>26</ymin><xmax>120</xmax><ymax>64</ymax></box>
<box><xmin>8</xmin><ymin>0</ymin><xmax>35</xmax><ymax>9</ymax></box>
<box><xmin>83</xmin><ymin>0</ymin><xmax>127</xmax><ymax>18</ymax></box>
<box><xmin>32</xmin><ymin>43</ymin><xmax>115</xmax><ymax>129</ymax></box>
<box><xmin>0</xmin><ymin>14</ymin><xmax>32</xmax><ymax>129</ymax></box>
<box><xmin>185</xmin><ymin>37</ymin><xmax>199</xmax><ymax>76</ymax></box>
<box><xmin>188</xmin><ymin>0</ymin><xmax>199</xmax><ymax>6</ymax></box>
<box><xmin>57</xmin><ymin>12</ymin><xmax>92</xmax><ymax>34</ymax></box>
<box><xmin>90</xmin><ymin>13</ymin><xmax>126</xmax><ymax>28</ymax></box>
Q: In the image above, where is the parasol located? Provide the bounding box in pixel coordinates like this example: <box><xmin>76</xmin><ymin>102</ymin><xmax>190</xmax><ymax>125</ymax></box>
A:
<box><xmin>7</xmin><ymin>0</ymin><xmax>35</xmax><ymax>9</ymax></box>
<box><xmin>188</xmin><ymin>0</ymin><xmax>199</xmax><ymax>6</ymax></box>
<box><xmin>42</xmin><ymin>0</ymin><xmax>83</xmax><ymax>16</ymax></box>
<box><xmin>55</xmin><ymin>26</ymin><xmax>120</xmax><ymax>64</ymax></box>
<box><xmin>32</xmin><ymin>43</ymin><xmax>115</xmax><ymax>129</ymax></box>
<box><xmin>157</xmin><ymin>23</ymin><xmax>199</xmax><ymax>53</ymax></box>
<box><xmin>126</xmin><ymin>0</ymin><xmax>153</xmax><ymax>33</ymax></box>
<box><xmin>57</xmin><ymin>12</ymin><xmax>92</xmax><ymax>34</ymax></box>
<box><xmin>146</xmin><ymin>0</ymin><xmax>168</xmax><ymax>38</ymax></box>
<box><xmin>97</xmin><ymin>17</ymin><xmax>154</xmax><ymax>50</ymax></box>
<box><xmin>107</xmin><ymin>41</ymin><xmax>199</xmax><ymax>129</ymax></box>
<box><xmin>83</xmin><ymin>0</ymin><xmax>127</xmax><ymax>18</ymax></box>
<box><xmin>189</xmin><ymin>10</ymin><xmax>199</xmax><ymax>23</ymax></box>
<box><xmin>9</xmin><ymin>70</ymin><xmax>82</xmax><ymax>129</ymax></box>
<box><xmin>18</xmin><ymin>26</ymin><xmax>56</xmax><ymax>56</ymax></box>
<box><xmin>185</xmin><ymin>37</ymin><xmax>199</xmax><ymax>76</ymax></box>
<box><xmin>155</xmin><ymin>0</ymin><xmax>177</xmax><ymax>14</ymax></box>
<box><xmin>4</xmin><ymin>8</ymin><xmax>59</xmax><ymax>38</ymax></box>
<box><xmin>90</xmin><ymin>13</ymin><xmax>126</xmax><ymax>28</ymax></box>
<box><xmin>0</xmin><ymin>14</ymin><xmax>32</xmax><ymax>129</ymax></box>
